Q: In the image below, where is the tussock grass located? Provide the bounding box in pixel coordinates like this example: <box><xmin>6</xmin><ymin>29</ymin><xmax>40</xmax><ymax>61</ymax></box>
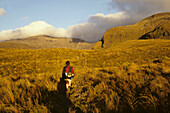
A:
<box><xmin>0</xmin><ymin>39</ymin><xmax>169</xmax><ymax>112</ymax></box>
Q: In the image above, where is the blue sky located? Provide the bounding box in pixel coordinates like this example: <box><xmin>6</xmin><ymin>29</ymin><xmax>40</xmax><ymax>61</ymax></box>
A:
<box><xmin>0</xmin><ymin>0</ymin><xmax>114</xmax><ymax>31</ymax></box>
<box><xmin>0</xmin><ymin>0</ymin><xmax>169</xmax><ymax>42</ymax></box>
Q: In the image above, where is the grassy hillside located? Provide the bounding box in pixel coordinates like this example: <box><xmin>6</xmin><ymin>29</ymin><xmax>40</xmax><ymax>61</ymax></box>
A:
<box><xmin>0</xmin><ymin>35</ymin><xmax>95</xmax><ymax>50</ymax></box>
<box><xmin>94</xmin><ymin>12</ymin><xmax>170</xmax><ymax>49</ymax></box>
<box><xmin>0</xmin><ymin>42</ymin><xmax>35</xmax><ymax>49</ymax></box>
<box><xmin>0</xmin><ymin>39</ymin><xmax>169</xmax><ymax>113</ymax></box>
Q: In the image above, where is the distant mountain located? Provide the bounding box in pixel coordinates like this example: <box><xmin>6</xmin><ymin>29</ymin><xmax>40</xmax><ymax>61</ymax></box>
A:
<box><xmin>94</xmin><ymin>12</ymin><xmax>170</xmax><ymax>49</ymax></box>
<box><xmin>0</xmin><ymin>35</ymin><xmax>95</xmax><ymax>49</ymax></box>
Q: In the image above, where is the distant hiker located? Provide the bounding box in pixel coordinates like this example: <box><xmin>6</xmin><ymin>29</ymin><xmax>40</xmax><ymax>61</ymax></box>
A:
<box><xmin>101</xmin><ymin>37</ymin><xmax>104</xmax><ymax>48</ymax></box>
<box><xmin>62</xmin><ymin>61</ymin><xmax>74</xmax><ymax>89</ymax></box>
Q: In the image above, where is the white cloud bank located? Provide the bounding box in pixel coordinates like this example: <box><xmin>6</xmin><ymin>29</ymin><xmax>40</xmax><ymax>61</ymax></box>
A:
<box><xmin>0</xmin><ymin>21</ymin><xmax>69</xmax><ymax>41</ymax></box>
<box><xmin>0</xmin><ymin>8</ymin><xmax>6</xmax><ymax>16</ymax></box>
<box><xmin>67</xmin><ymin>12</ymin><xmax>129</xmax><ymax>42</ymax></box>
<box><xmin>0</xmin><ymin>0</ymin><xmax>170</xmax><ymax>42</ymax></box>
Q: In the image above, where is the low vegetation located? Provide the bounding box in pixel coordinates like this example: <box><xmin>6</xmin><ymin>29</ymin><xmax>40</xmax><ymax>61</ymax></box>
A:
<box><xmin>0</xmin><ymin>39</ymin><xmax>169</xmax><ymax>112</ymax></box>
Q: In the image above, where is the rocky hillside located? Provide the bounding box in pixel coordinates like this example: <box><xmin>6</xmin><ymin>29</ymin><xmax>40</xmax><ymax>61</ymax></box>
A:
<box><xmin>0</xmin><ymin>35</ymin><xmax>95</xmax><ymax>49</ymax></box>
<box><xmin>94</xmin><ymin>12</ymin><xmax>170</xmax><ymax>49</ymax></box>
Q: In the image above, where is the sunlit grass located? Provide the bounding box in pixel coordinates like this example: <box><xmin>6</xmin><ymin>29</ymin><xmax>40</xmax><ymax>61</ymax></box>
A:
<box><xmin>0</xmin><ymin>39</ymin><xmax>169</xmax><ymax>112</ymax></box>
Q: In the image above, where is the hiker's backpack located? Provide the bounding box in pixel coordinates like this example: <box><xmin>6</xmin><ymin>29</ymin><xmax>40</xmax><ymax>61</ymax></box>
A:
<box><xmin>65</xmin><ymin>66</ymin><xmax>73</xmax><ymax>78</ymax></box>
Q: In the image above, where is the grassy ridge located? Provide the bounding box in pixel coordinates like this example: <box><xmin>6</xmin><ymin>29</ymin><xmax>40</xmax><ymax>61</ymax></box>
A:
<box><xmin>0</xmin><ymin>39</ymin><xmax>170</xmax><ymax>112</ymax></box>
<box><xmin>94</xmin><ymin>12</ymin><xmax>170</xmax><ymax>49</ymax></box>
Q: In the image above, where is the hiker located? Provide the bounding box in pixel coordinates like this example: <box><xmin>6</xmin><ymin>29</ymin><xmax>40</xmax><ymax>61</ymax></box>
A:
<box><xmin>62</xmin><ymin>61</ymin><xmax>74</xmax><ymax>89</ymax></box>
<box><xmin>101</xmin><ymin>37</ymin><xmax>104</xmax><ymax>48</ymax></box>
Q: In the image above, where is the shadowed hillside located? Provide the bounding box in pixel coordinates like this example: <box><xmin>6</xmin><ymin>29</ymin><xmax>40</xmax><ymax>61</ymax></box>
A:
<box><xmin>0</xmin><ymin>35</ymin><xmax>95</xmax><ymax>50</ymax></box>
<box><xmin>94</xmin><ymin>12</ymin><xmax>170</xmax><ymax>49</ymax></box>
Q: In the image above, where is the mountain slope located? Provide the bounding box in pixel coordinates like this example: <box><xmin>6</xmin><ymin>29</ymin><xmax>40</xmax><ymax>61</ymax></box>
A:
<box><xmin>94</xmin><ymin>12</ymin><xmax>170</xmax><ymax>49</ymax></box>
<box><xmin>0</xmin><ymin>35</ymin><xmax>95</xmax><ymax>49</ymax></box>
